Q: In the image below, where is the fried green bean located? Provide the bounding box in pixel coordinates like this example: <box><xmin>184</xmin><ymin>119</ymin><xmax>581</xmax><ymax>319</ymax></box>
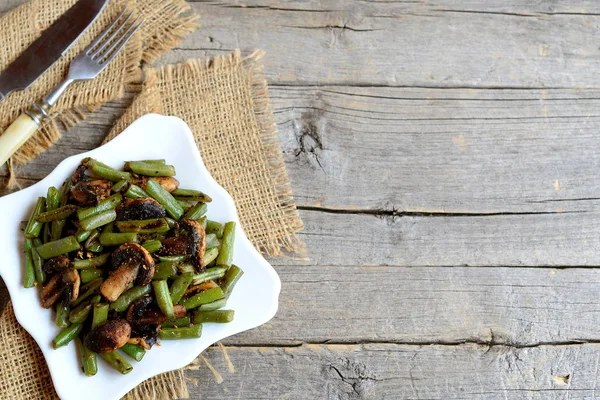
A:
<box><xmin>110</xmin><ymin>284</ymin><xmax>151</xmax><ymax>312</ymax></box>
<box><xmin>31</xmin><ymin>239</ymin><xmax>46</xmax><ymax>284</ymax></box>
<box><xmin>125</xmin><ymin>184</ymin><xmax>149</xmax><ymax>199</ymax></box>
<box><xmin>152</xmin><ymin>280</ymin><xmax>175</xmax><ymax>319</ymax></box>
<box><xmin>36</xmin><ymin>236</ymin><xmax>80</xmax><ymax>259</ymax></box>
<box><xmin>55</xmin><ymin>305</ymin><xmax>70</xmax><ymax>328</ymax></box>
<box><xmin>161</xmin><ymin>316</ymin><xmax>191</xmax><ymax>328</ymax></box>
<box><xmin>172</xmin><ymin>188</ymin><xmax>212</xmax><ymax>203</ymax></box>
<box><xmin>152</xmin><ymin>262</ymin><xmax>178</xmax><ymax>280</ymax></box>
<box><xmin>142</xmin><ymin>239</ymin><xmax>162</xmax><ymax>253</ymax></box>
<box><xmin>120</xmin><ymin>343</ymin><xmax>145</xmax><ymax>362</ymax></box>
<box><xmin>127</xmin><ymin>161</ymin><xmax>176</xmax><ymax>177</ymax></box>
<box><xmin>25</xmin><ymin>197</ymin><xmax>45</xmax><ymax>238</ymax></box>
<box><xmin>176</xmin><ymin>199</ymin><xmax>195</xmax><ymax>210</ymax></box>
<box><xmin>193</xmin><ymin>310</ymin><xmax>235</xmax><ymax>324</ymax></box>
<box><xmin>78</xmin><ymin>193</ymin><xmax>122</xmax><ymax>220</ymax></box>
<box><xmin>80</xmin><ymin>268</ymin><xmax>104</xmax><ymax>283</ymax></box>
<box><xmin>115</xmin><ymin>218</ymin><xmax>170</xmax><ymax>233</ymax></box>
<box><xmin>197</xmin><ymin>298</ymin><xmax>227</xmax><ymax>312</ymax></box>
<box><xmin>146</xmin><ymin>179</ymin><xmax>184</xmax><ymax>219</ymax></box>
<box><xmin>35</xmin><ymin>205</ymin><xmax>78</xmax><ymax>223</ymax></box>
<box><xmin>216</xmin><ymin>222</ymin><xmax>235</xmax><ymax>267</ymax></box>
<box><xmin>158</xmin><ymin>255</ymin><xmax>187</xmax><ymax>263</ymax></box>
<box><xmin>53</xmin><ymin>323</ymin><xmax>83</xmax><ymax>348</ymax></box>
<box><xmin>169</xmin><ymin>272</ymin><xmax>194</xmax><ymax>304</ymax></box>
<box><xmin>192</xmin><ymin>266</ymin><xmax>227</xmax><ymax>285</ymax></box>
<box><xmin>92</xmin><ymin>303</ymin><xmax>109</xmax><ymax>329</ymax></box>
<box><xmin>131</xmin><ymin>159</ymin><xmax>166</xmax><ymax>165</ymax></box>
<box><xmin>46</xmin><ymin>187</ymin><xmax>60</xmax><ymax>210</ymax></box>
<box><xmin>178</xmin><ymin>263</ymin><xmax>195</xmax><ymax>274</ymax></box>
<box><xmin>159</xmin><ymin>324</ymin><xmax>202</xmax><ymax>340</ymax></box>
<box><xmin>77</xmin><ymin>338</ymin><xmax>98</xmax><ymax>377</ymax></box>
<box><xmin>205</xmin><ymin>233</ymin><xmax>220</xmax><ymax>249</ymax></box>
<box><xmin>69</xmin><ymin>302</ymin><xmax>93</xmax><ymax>324</ymax></box>
<box><xmin>51</xmin><ymin>180</ymin><xmax>71</xmax><ymax>240</ymax></box>
<box><xmin>73</xmin><ymin>253</ymin><xmax>110</xmax><ymax>269</ymax></box>
<box><xmin>180</xmin><ymin>287</ymin><xmax>224</xmax><ymax>310</ymax></box>
<box><xmin>80</xmin><ymin>209</ymin><xmax>117</xmax><ymax>231</ymax></box>
<box><xmin>100</xmin><ymin>351</ymin><xmax>133</xmax><ymax>374</ymax></box>
<box><xmin>82</xmin><ymin>158</ymin><xmax>131</xmax><ymax>182</ymax></box>
<box><xmin>71</xmin><ymin>278</ymin><xmax>102</xmax><ymax>307</ymax></box>
<box><xmin>111</xmin><ymin>179</ymin><xmax>129</xmax><ymax>193</ymax></box>
<box><xmin>220</xmin><ymin>265</ymin><xmax>244</xmax><ymax>299</ymax></box>
<box><xmin>87</xmin><ymin>243</ymin><xmax>104</xmax><ymax>253</ymax></box>
<box><xmin>206</xmin><ymin>220</ymin><xmax>224</xmax><ymax>238</ymax></box>
<box><xmin>202</xmin><ymin>247</ymin><xmax>219</xmax><ymax>268</ymax></box>
<box><xmin>75</xmin><ymin>229</ymin><xmax>92</xmax><ymax>243</ymax></box>
<box><xmin>184</xmin><ymin>202</ymin><xmax>207</xmax><ymax>220</ymax></box>
<box><xmin>165</xmin><ymin>217</ymin><xmax>177</xmax><ymax>229</ymax></box>
<box><xmin>99</xmin><ymin>232</ymin><xmax>138</xmax><ymax>246</ymax></box>
<box><xmin>23</xmin><ymin>239</ymin><xmax>35</xmax><ymax>288</ymax></box>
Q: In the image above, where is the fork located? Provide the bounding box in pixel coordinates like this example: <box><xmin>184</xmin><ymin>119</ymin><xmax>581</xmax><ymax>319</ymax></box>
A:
<box><xmin>0</xmin><ymin>8</ymin><xmax>142</xmax><ymax>167</ymax></box>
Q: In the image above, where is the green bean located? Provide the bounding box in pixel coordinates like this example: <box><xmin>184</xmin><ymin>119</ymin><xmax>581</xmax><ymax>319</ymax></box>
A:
<box><xmin>202</xmin><ymin>247</ymin><xmax>219</xmax><ymax>268</ymax></box>
<box><xmin>125</xmin><ymin>184</ymin><xmax>149</xmax><ymax>199</ymax></box>
<box><xmin>161</xmin><ymin>316</ymin><xmax>191</xmax><ymax>328</ymax></box>
<box><xmin>35</xmin><ymin>205</ymin><xmax>78</xmax><ymax>223</ymax></box>
<box><xmin>184</xmin><ymin>202</ymin><xmax>207</xmax><ymax>220</ymax></box>
<box><xmin>172</xmin><ymin>188</ymin><xmax>212</xmax><ymax>203</ymax></box>
<box><xmin>51</xmin><ymin>180</ymin><xmax>71</xmax><ymax>240</ymax></box>
<box><xmin>142</xmin><ymin>239</ymin><xmax>162</xmax><ymax>253</ymax></box>
<box><xmin>178</xmin><ymin>263</ymin><xmax>195</xmax><ymax>274</ymax></box>
<box><xmin>160</xmin><ymin>324</ymin><xmax>202</xmax><ymax>340</ymax></box>
<box><xmin>120</xmin><ymin>343</ymin><xmax>146</xmax><ymax>362</ymax></box>
<box><xmin>80</xmin><ymin>209</ymin><xmax>116</xmax><ymax>231</ymax></box>
<box><xmin>198</xmin><ymin>216</ymin><xmax>208</xmax><ymax>229</ymax></box>
<box><xmin>52</xmin><ymin>323</ymin><xmax>82</xmax><ymax>348</ymax></box>
<box><xmin>100</xmin><ymin>351</ymin><xmax>133</xmax><ymax>374</ymax></box>
<box><xmin>194</xmin><ymin>310</ymin><xmax>235</xmax><ymax>324</ymax></box>
<box><xmin>69</xmin><ymin>302</ymin><xmax>93</xmax><ymax>324</ymax></box>
<box><xmin>146</xmin><ymin>179</ymin><xmax>184</xmax><ymax>219</ymax></box>
<box><xmin>206</xmin><ymin>220</ymin><xmax>224</xmax><ymax>238</ymax></box>
<box><xmin>197</xmin><ymin>298</ymin><xmax>227</xmax><ymax>312</ymax></box>
<box><xmin>181</xmin><ymin>287</ymin><xmax>224</xmax><ymax>310</ymax></box>
<box><xmin>42</xmin><ymin>223</ymin><xmax>51</xmax><ymax>244</ymax></box>
<box><xmin>165</xmin><ymin>217</ymin><xmax>177</xmax><ymax>229</ymax></box>
<box><xmin>75</xmin><ymin>229</ymin><xmax>92</xmax><ymax>243</ymax></box>
<box><xmin>92</xmin><ymin>303</ymin><xmax>109</xmax><ymax>329</ymax></box>
<box><xmin>23</xmin><ymin>239</ymin><xmax>35</xmax><ymax>288</ymax></box>
<box><xmin>80</xmin><ymin>268</ymin><xmax>104</xmax><ymax>283</ymax></box>
<box><xmin>102</xmin><ymin>221</ymin><xmax>114</xmax><ymax>234</ymax></box>
<box><xmin>205</xmin><ymin>233</ymin><xmax>220</xmax><ymax>249</ymax></box>
<box><xmin>99</xmin><ymin>232</ymin><xmax>138</xmax><ymax>246</ymax></box>
<box><xmin>169</xmin><ymin>272</ymin><xmax>194</xmax><ymax>304</ymax></box>
<box><xmin>84</xmin><ymin>229</ymin><xmax>98</xmax><ymax>248</ymax></box>
<box><xmin>78</xmin><ymin>193</ymin><xmax>122</xmax><ymax>220</ymax></box>
<box><xmin>110</xmin><ymin>284</ymin><xmax>151</xmax><ymax>312</ymax></box>
<box><xmin>220</xmin><ymin>265</ymin><xmax>244</xmax><ymax>299</ymax></box>
<box><xmin>130</xmin><ymin>159</ymin><xmax>166</xmax><ymax>165</ymax></box>
<box><xmin>152</xmin><ymin>280</ymin><xmax>175</xmax><ymax>319</ymax></box>
<box><xmin>177</xmin><ymin>199</ymin><xmax>195</xmax><ymax>210</ymax></box>
<box><xmin>127</xmin><ymin>161</ymin><xmax>176</xmax><ymax>177</ymax></box>
<box><xmin>25</xmin><ymin>197</ymin><xmax>45</xmax><ymax>238</ymax></box>
<box><xmin>55</xmin><ymin>305</ymin><xmax>70</xmax><ymax>328</ymax></box>
<box><xmin>115</xmin><ymin>218</ymin><xmax>170</xmax><ymax>234</ymax></box>
<box><xmin>36</xmin><ymin>236</ymin><xmax>80</xmax><ymax>259</ymax></box>
<box><xmin>71</xmin><ymin>278</ymin><xmax>102</xmax><ymax>307</ymax></box>
<box><xmin>73</xmin><ymin>253</ymin><xmax>110</xmax><ymax>269</ymax></box>
<box><xmin>46</xmin><ymin>187</ymin><xmax>60</xmax><ymax>210</ymax></box>
<box><xmin>153</xmin><ymin>262</ymin><xmax>178</xmax><ymax>280</ymax></box>
<box><xmin>216</xmin><ymin>222</ymin><xmax>235</xmax><ymax>267</ymax></box>
<box><xmin>83</xmin><ymin>158</ymin><xmax>131</xmax><ymax>182</ymax></box>
<box><xmin>77</xmin><ymin>338</ymin><xmax>98</xmax><ymax>377</ymax></box>
<box><xmin>158</xmin><ymin>255</ymin><xmax>187</xmax><ymax>263</ymax></box>
<box><xmin>87</xmin><ymin>243</ymin><xmax>104</xmax><ymax>253</ymax></box>
<box><xmin>111</xmin><ymin>179</ymin><xmax>129</xmax><ymax>193</ymax></box>
<box><xmin>192</xmin><ymin>266</ymin><xmax>227</xmax><ymax>285</ymax></box>
<box><xmin>31</xmin><ymin>239</ymin><xmax>46</xmax><ymax>284</ymax></box>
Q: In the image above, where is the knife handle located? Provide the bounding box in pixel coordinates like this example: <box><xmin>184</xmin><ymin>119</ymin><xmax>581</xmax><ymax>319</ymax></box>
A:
<box><xmin>0</xmin><ymin>113</ymin><xmax>40</xmax><ymax>167</ymax></box>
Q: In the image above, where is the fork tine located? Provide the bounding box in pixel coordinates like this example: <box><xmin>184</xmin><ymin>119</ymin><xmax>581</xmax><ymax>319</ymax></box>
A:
<box><xmin>85</xmin><ymin>7</ymin><xmax>129</xmax><ymax>55</ymax></box>
<box><xmin>90</xmin><ymin>10</ymin><xmax>135</xmax><ymax>59</ymax></box>
<box><xmin>100</xmin><ymin>19</ymin><xmax>142</xmax><ymax>66</ymax></box>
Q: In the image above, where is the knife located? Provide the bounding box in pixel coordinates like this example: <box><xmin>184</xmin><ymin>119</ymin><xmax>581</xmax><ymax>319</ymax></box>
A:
<box><xmin>0</xmin><ymin>0</ymin><xmax>109</xmax><ymax>103</ymax></box>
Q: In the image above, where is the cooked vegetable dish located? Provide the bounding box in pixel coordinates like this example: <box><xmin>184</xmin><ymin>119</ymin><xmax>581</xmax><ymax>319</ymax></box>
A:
<box><xmin>23</xmin><ymin>158</ymin><xmax>243</xmax><ymax>376</ymax></box>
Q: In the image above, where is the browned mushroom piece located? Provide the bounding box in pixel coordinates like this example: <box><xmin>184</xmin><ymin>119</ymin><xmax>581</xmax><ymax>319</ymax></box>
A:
<box><xmin>40</xmin><ymin>268</ymin><xmax>80</xmax><ymax>308</ymax></box>
<box><xmin>84</xmin><ymin>319</ymin><xmax>131</xmax><ymax>353</ymax></box>
<box><xmin>115</xmin><ymin>198</ymin><xmax>166</xmax><ymax>221</ymax></box>
<box><xmin>100</xmin><ymin>243</ymin><xmax>155</xmax><ymax>302</ymax></box>
<box><xmin>157</xmin><ymin>219</ymin><xmax>206</xmax><ymax>272</ymax></box>
<box><xmin>71</xmin><ymin>164</ymin><xmax>88</xmax><ymax>184</ymax></box>
<box><xmin>126</xmin><ymin>296</ymin><xmax>186</xmax><ymax>327</ymax></box>
<box><xmin>184</xmin><ymin>281</ymin><xmax>218</xmax><ymax>297</ymax></box>
<box><xmin>133</xmin><ymin>176</ymin><xmax>179</xmax><ymax>193</ymax></box>
<box><xmin>71</xmin><ymin>179</ymin><xmax>112</xmax><ymax>206</ymax></box>
<box><xmin>42</xmin><ymin>255</ymin><xmax>71</xmax><ymax>274</ymax></box>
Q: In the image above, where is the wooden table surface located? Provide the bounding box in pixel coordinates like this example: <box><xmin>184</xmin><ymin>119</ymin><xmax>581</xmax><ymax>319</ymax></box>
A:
<box><xmin>3</xmin><ymin>1</ymin><xmax>600</xmax><ymax>398</ymax></box>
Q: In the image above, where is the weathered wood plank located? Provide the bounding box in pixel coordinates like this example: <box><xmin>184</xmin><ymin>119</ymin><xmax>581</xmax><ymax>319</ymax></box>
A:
<box><xmin>225</xmin><ymin>265</ymin><xmax>600</xmax><ymax>346</ymax></box>
<box><xmin>190</xmin><ymin>342</ymin><xmax>600</xmax><ymax>399</ymax></box>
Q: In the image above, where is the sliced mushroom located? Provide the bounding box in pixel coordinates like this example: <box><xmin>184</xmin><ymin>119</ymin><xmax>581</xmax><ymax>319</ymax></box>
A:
<box><xmin>100</xmin><ymin>243</ymin><xmax>155</xmax><ymax>301</ymax></box>
<box><xmin>158</xmin><ymin>235</ymin><xmax>188</xmax><ymax>256</ymax></box>
<box><xmin>115</xmin><ymin>198</ymin><xmax>166</xmax><ymax>221</ymax></box>
<box><xmin>71</xmin><ymin>179</ymin><xmax>112</xmax><ymax>206</ymax></box>
<box><xmin>133</xmin><ymin>176</ymin><xmax>179</xmax><ymax>193</ymax></box>
<box><xmin>42</xmin><ymin>255</ymin><xmax>71</xmax><ymax>274</ymax></box>
<box><xmin>40</xmin><ymin>268</ymin><xmax>80</xmax><ymax>308</ymax></box>
<box><xmin>71</xmin><ymin>164</ymin><xmax>88</xmax><ymax>184</ymax></box>
<box><xmin>184</xmin><ymin>280</ymin><xmax>218</xmax><ymax>297</ymax></box>
<box><xmin>84</xmin><ymin>319</ymin><xmax>131</xmax><ymax>353</ymax></box>
<box><xmin>157</xmin><ymin>219</ymin><xmax>206</xmax><ymax>272</ymax></box>
<box><xmin>126</xmin><ymin>296</ymin><xmax>186</xmax><ymax>326</ymax></box>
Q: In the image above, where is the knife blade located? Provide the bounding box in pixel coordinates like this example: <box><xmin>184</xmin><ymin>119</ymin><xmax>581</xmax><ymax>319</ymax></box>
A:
<box><xmin>0</xmin><ymin>0</ymin><xmax>108</xmax><ymax>102</ymax></box>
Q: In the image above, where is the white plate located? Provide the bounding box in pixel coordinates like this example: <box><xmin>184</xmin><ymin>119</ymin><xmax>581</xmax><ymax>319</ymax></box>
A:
<box><xmin>0</xmin><ymin>114</ymin><xmax>281</xmax><ymax>400</ymax></box>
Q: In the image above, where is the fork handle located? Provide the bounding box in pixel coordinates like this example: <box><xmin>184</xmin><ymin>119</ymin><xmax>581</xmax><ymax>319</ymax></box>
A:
<box><xmin>0</xmin><ymin>104</ymin><xmax>47</xmax><ymax>167</ymax></box>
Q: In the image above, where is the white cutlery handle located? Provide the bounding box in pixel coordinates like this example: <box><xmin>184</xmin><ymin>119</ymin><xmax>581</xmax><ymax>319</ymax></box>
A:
<box><xmin>0</xmin><ymin>113</ymin><xmax>40</xmax><ymax>167</ymax></box>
